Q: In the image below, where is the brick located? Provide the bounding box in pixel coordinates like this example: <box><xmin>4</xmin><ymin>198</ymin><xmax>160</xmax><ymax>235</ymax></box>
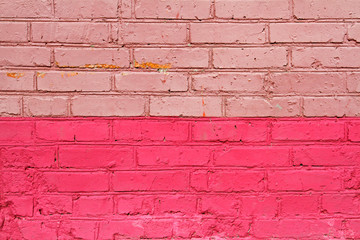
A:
<box><xmin>347</xmin><ymin>73</ymin><xmax>360</xmax><ymax>92</ymax></box>
<box><xmin>24</xmin><ymin>96</ymin><xmax>68</xmax><ymax>117</ymax></box>
<box><xmin>115</xmin><ymin>72</ymin><xmax>188</xmax><ymax>92</ymax></box>
<box><xmin>270</xmin><ymin>23</ymin><xmax>346</xmax><ymax>43</ymax></box>
<box><xmin>0</xmin><ymin>71</ymin><xmax>34</xmax><ymax>91</ymax></box>
<box><xmin>135</xmin><ymin>0</ymin><xmax>212</xmax><ymax>19</ymax></box>
<box><xmin>209</xmin><ymin>171</ymin><xmax>264</xmax><ymax>192</ymax></box>
<box><xmin>293</xmin><ymin>47</ymin><xmax>360</xmax><ymax>68</ymax></box>
<box><xmin>190</xmin><ymin>170</ymin><xmax>208</xmax><ymax>191</ymax></box>
<box><xmin>345</xmin><ymin>220</ymin><xmax>360</xmax><ymax>238</ymax></box>
<box><xmin>272</xmin><ymin>121</ymin><xmax>344</xmax><ymax>141</ymax></box>
<box><xmin>0</xmin><ymin>22</ymin><xmax>27</xmax><ymax>42</ymax></box>
<box><xmin>349</xmin><ymin>122</ymin><xmax>360</xmax><ymax>141</ymax></box>
<box><xmin>192</xmin><ymin>73</ymin><xmax>264</xmax><ymax>93</ymax></box>
<box><xmin>226</xmin><ymin>97</ymin><xmax>300</xmax><ymax>117</ymax></box>
<box><xmin>116</xmin><ymin>196</ymin><xmax>154</xmax><ymax>215</ymax></box>
<box><xmin>143</xmin><ymin>220</ymin><xmax>175</xmax><ymax>239</ymax></box>
<box><xmin>268</xmin><ymin>72</ymin><xmax>347</xmax><ymax>94</ymax></box>
<box><xmin>98</xmin><ymin>221</ymin><xmax>145</xmax><ymax>239</ymax></box>
<box><xmin>344</xmin><ymin>169</ymin><xmax>360</xmax><ymax>190</ymax></box>
<box><xmin>150</xmin><ymin>96</ymin><xmax>222</xmax><ymax>117</ymax></box>
<box><xmin>36</xmin><ymin>120</ymin><xmax>109</xmax><ymax>141</ymax></box>
<box><xmin>215</xmin><ymin>0</ymin><xmax>290</xmax><ymax>19</ymax></box>
<box><xmin>6</xmin><ymin>196</ymin><xmax>33</xmax><ymax>216</ymax></box>
<box><xmin>268</xmin><ymin>170</ymin><xmax>342</xmax><ymax>191</ymax></box>
<box><xmin>0</xmin><ymin>146</ymin><xmax>56</xmax><ymax>168</ymax></box>
<box><xmin>0</xmin><ymin>121</ymin><xmax>33</xmax><ymax>142</ymax></box>
<box><xmin>114</xmin><ymin>120</ymin><xmax>188</xmax><ymax>142</ymax></box>
<box><xmin>73</xmin><ymin>196</ymin><xmax>113</xmax><ymax>216</ymax></box>
<box><xmin>55</xmin><ymin>48</ymin><xmax>129</xmax><ymax>68</ymax></box>
<box><xmin>58</xmin><ymin>221</ymin><xmax>97</xmax><ymax>240</ymax></box>
<box><xmin>213</xmin><ymin>47</ymin><xmax>287</xmax><ymax>68</ymax></box>
<box><xmin>71</xmin><ymin>95</ymin><xmax>145</xmax><ymax>116</ymax></box>
<box><xmin>121</xmin><ymin>0</ymin><xmax>131</xmax><ymax>18</ymax></box>
<box><xmin>112</xmin><ymin>171</ymin><xmax>189</xmax><ymax>191</ymax></box>
<box><xmin>137</xmin><ymin>146</ymin><xmax>209</xmax><ymax>166</ymax></box>
<box><xmin>134</xmin><ymin>48</ymin><xmax>209</xmax><ymax>68</ymax></box>
<box><xmin>192</xmin><ymin>120</ymin><xmax>267</xmax><ymax>142</ymax></box>
<box><xmin>191</xmin><ymin>23</ymin><xmax>265</xmax><ymax>43</ymax></box>
<box><xmin>37</xmin><ymin>71</ymin><xmax>111</xmax><ymax>92</ymax></box>
<box><xmin>322</xmin><ymin>194</ymin><xmax>360</xmax><ymax>214</ymax></box>
<box><xmin>0</xmin><ymin>96</ymin><xmax>22</xmax><ymax>116</ymax></box>
<box><xmin>18</xmin><ymin>221</ymin><xmax>57</xmax><ymax>240</ymax></box>
<box><xmin>281</xmin><ymin>195</ymin><xmax>319</xmax><ymax>216</ymax></box>
<box><xmin>294</xmin><ymin>0</ymin><xmax>360</xmax><ymax>19</ymax></box>
<box><xmin>304</xmin><ymin>97</ymin><xmax>360</xmax><ymax>117</ymax></box>
<box><xmin>122</xmin><ymin>23</ymin><xmax>186</xmax><ymax>44</ymax></box>
<box><xmin>293</xmin><ymin>146</ymin><xmax>360</xmax><ymax>166</ymax></box>
<box><xmin>241</xmin><ymin>195</ymin><xmax>278</xmax><ymax>217</ymax></box>
<box><xmin>200</xmin><ymin>195</ymin><xmax>240</xmax><ymax>216</ymax></box>
<box><xmin>156</xmin><ymin>195</ymin><xmax>197</xmax><ymax>215</ymax></box>
<box><xmin>43</xmin><ymin>172</ymin><xmax>109</xmax><ymax>192</ymax></box>
<box><xmin>0</xmin><ymin>0</ymin><xmax>52</xmax><ymax>18</ymax></box>
<box><xmin>55</xmin><ymin>0</ymin><xmax>117</xmax><ymax>18</ymax></box>
<box><xmin>252</xmin><ymin>219</ymin><xmax>341</xmax><ymax>238</ymax></box>
<box><xmin>349</xmin><ymin>24</ymin><xmax>360</xmax><ymax>42</ymax></box>
<box><xmin>34</xmin><ymin>195</ymin><xmax>72</xmax><ymax>215</ymax></box>
<box><xmin>214</xmin><ymin>147</ymin><xmax>290</xmax><ymax>167</ymax></box>
<box><xmin>2</xmin><ymin>171</ymin><xmax>33</xmax><ymax>193</ymax></box>
<box><xmin>59</xmin><ymin>145</ymin><xmax>133</xmax><ymax>168</ymax></box>
<box><xmin>0</xmin><ymin>47</ymin><xmax>50</xmax><ymax>67</ymax></box>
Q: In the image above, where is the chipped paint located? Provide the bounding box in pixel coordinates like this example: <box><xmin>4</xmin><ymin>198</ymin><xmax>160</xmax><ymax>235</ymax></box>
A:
<box><xmin>6</xmin><ymin>73</ymin><xmax>24</xmax><ymax>79</ymax></box>
<box><xmin>134</xmin><ymin>60</ymin><xmax>171</xmax><ymax>70</ymax></box>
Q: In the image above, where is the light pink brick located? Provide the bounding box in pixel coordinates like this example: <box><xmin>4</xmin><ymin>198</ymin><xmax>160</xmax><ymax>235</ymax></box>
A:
<box><xmin>0</xmin><ymin>22</ymin><xmax>28</xmax><ymax>42</ymax></box>
<box><xmin>213</xmin><ymin>48</ymin><xmax>288</xmax><ymax>68</ymax></box>
<box><xmin>71</xmin><ymin>96</ymin><xmax>145</xmax><ymax>116</ymax></box>
<box><xmin>349</xmin><ymin>24</ymin><xmax>360</xmax><ymax>42</ymax></box>
<box><xmin>192</xmin><ymin>73</ymin><xmax>264</xmax><ymax>92</ymax></box>
<box><xmin>150</xmin><ymin>96</ymin><xmax>222</xmax><ymax>117</ymax></box>
<box><xmin>347</xmin><ymin>73</ymin><xmax>360</xmax><ymax>92</ymax></box>
<box><xmin>0</xmin><ymin>71</ymin><xmax>34</xmax><ymax>91</ymax></box>
<box><xmin>215</xmin><ymin>0</ymin><xmax>290</xmax><ymax>19</ymax></box>
<box><xmin>24</xmin><ymin>96</ymin><xmax>68</xmax><ymax>117</ymax></box>
<box><xmin>191</xmin><ymin>23</ymin><xmax>266</xmax><ymax>43</ymax></box>
<box><xmin>32</xmin><ymin>22</ymin><xmax>110</xmax><ymax>44</ymax></box>
<box><xmin>0</xmin><ymin>47</ymin><xmax>50</xmax><ymax>67</ymax></box>
<box><xmin>226</xmin><ymin>97</ymin><xmax>300</xmax><ymax>117</ymax></box>
<box><xmin>54</xmin><ymin>0</ymin><xmax>118</xmax><ymax>18</ymax></box>
<box><xmin>122</xmin><ymin>23</ymin><xmax>187</xmax><ymax>44</ymax></box>
<box><xmin>115</xmin><ymin>72</ymin><xmax>188</xmax><ymax>92</ymax></box>
<box><xmin>0</xmin><ymin>96</ymin><xmax>22</xmax><ymax>116</ymax></box>
<box><xmin>135</xmin><ymin>0</ymin><xmax>212</xmax><ymax>19</ymax></box>
<box><xmin>0</xmin><ymin>0</ymin><xmax>52</xmax><ymax>18</ymax></box>
<box><xmin>304</xmin><ymin>97</ymin><xmax>360</xmax><ymax>117</ymax></box>
<box><xmin>121</xmin><ymin>0</ymin><xmax>132</xmax><ymax>18</ymax></box>
<box><xmin>134</xmin><ymin>48</ymin><xmax>209</xmax><ymax>68</ymax></box>
<box><xmin>37</xmin><ymin>71</ymin><xmax>111</xmax><ymax>92</ymax></box>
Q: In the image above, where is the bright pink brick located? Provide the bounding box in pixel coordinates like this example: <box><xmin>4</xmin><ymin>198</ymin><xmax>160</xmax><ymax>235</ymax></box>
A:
<box><xmin>59</xmin><ymin>145</ymin><xmax>133</xmax><ymax>168</ymax></box>
<box><xmin>344</xmin><ymin>169</ymin><xmax>360</xmax><ymax>190</ymax></box>
<box><xmin>115</xmin><ymin>72</ymin><xmax>188</xmax><ymax>92</ymax></box>
<box><xmin>0</xmin><ymin>47</ymin><xmax>50</xmax><ymax>67</ymax></box>
<box><xmin>345</xmin><ymin>220</ymin><xmax>360</xmax><ymax>238</ymax></box>
<box><xmin>200</xmin><ymin>195</ymin><xmax>240</xmax><ymax>216</ymax></box>
<box><xmin>215</xmin><ymin>0</ymin><xmax>290</xmax><ymax>19</ymax></box>
<box><xmin>24</xmin><ymin>96</ymin><xmax>68</xmax><ymax>117</ymax></box>
<box><xmin>150</xmin><ymin>96</ymin><xmax>222</xmax><ymax>117</ymax></box>
<box><xmin>190</xmin><ymin>170</ymin><xmax>208</xmax><ymax>191</ymax></box>
<box><xmin>18</xmin><ymin>221</ymin><xmax>57</xmax><ymax>240</ymax></box>
<box><xmin>192</xmin><ymin>121</ymin><xmax>267</xmax><ymax>142</ymax></box>
<box><xmin>58</xmin><ymin>221</ymin><xmax>97</xmax><ymax>240</ymax></box>
<box><xmin>226</xmin><ymin>97</ymin><xmax>300</xmax><ymax>117</ymax></box>
<box><xmin>98</xmin><ymin>221</ymin><xmax>145</xmax><ymax>239</ymax></box>
<box><xmin>0</xmin><ymin>121</ymin><xmax>33</xmax><ymax>142</ymax></box>
<box><xmin>0</xmin><ymin>71</ymin><xmax>34</xmax><ymax>91</ymax></box>
<box><xmin>2</xmin><ymin>171</ymin><xmax>33</xmax><ymax>193</ymax></box>
<box><xmin>34</xmin><ymin>195</ymin><xmax>72</xmax><ymax>215</ymax></box>
<box><xmin>270</xmin><ymin>23</ymin><xmax>346</xmax><ymax>43</ymax></box>
<box><xmin>281</xmin><ymin>195</ymin><xmax>319</xmax><ymax>216</ymax></box>
<box><xmin>347</xmin><ymin>73</ymin><xmax>360</xmax><ymax>93</ymax></box>
<box><xmin>0</xmin><ymin>96</ymin><xmax>22</xmax><ymax>116</ymax></box>
<box><xmin>272</xmin><ymin>121</ymin><xmax>344</xmax><ymax>141</ymax></box>
<box><xmin>192</xmin><ymin>73</ymin><xmax>264</xmax><ymax>93</ymax></box>
<box><xmin>214</xmin><ymin>147</ymin><xmax>289</xmax><ymax>167</ymax></box>
<box><xmin>116</xmin><ymin>195</ymin><xmax>154</xmax><ymax>215</ymax></box>
<box><xmin>268</xmin><ymin>170</ymin><xmax>342</xmax><ymax>191</ymax></box>
<box><xmin>0</xmin><ymin>22</ymin><xmax>27</xmax><ymax>42</ymax></box>
<box><xmin>213</xmin><ymin>47</ymin><xmax>287</xmax><ymax>68</ymax></box>
<box><xmin>134</xmin><ymin>0</ymin><xmax>212</xmax><ymax>19</ymax></box>
<box><xmin>134</xmin><ymin>48</ymin><xmax>209</xmax><ymax>68</ymax></box>
<box><xmin>36</xmin><ymin>120</ymin><xmax>109</xmax><ymax>141</ymax></box>
<box><xmin>112</xmin><ymin>171</ymin><xmax>189</xmax><ymax>191</ymax></box>
<box><xmin>137</xmin><ymin>146</ymin><xmax>210</xmax><ymax>166</ymax></box>
<box><xmin>6</xmin><ymin>196</ymin><xmax>33</xmax><ymax>216</ymax></box>
<box><xmin>55</xmin><ymin>48</ymin><xmax>129</xmax><ymax>68</ymax></box>
<box><xmin>71</xmin><ymin>96</ymin><xmax>145</xmax><ymax>116</ymax></box>
<box><xmin>0</xmin><ymin>0</ymin><xmax>52</xmax><ymax>18</ymax></box>
<box><xmin>113</xmin><ymin>120</ymin><xmax>189</xmax><ymax>142</ymax></box>
<box><xmin>191</xmin><ymin>23</ymin><xmax>265</xmax><ymax>43</ymax></box>
<box><xmin>156</xmin><ymin>195</ymin><xmax>197</xmax><ymax>215</ymax></box>
<box><xmin>209</xmin><ymin>171</ymin><xmax>264</xmax><ymax>192</ymax></box>
<box><xmin>268</xmin><ymin>72</ymin><xmax>347</xmax><ymax>94</ymax></box>
<box><xmin>241</xmin><ymin>195</ymin><xmax>278</xmax><ymax>217</ymax></box>
<box><xmin>73</xmin><ymin>196</ymin><xmax>113</xmax><ymax>216</ymax></box>
<box><xmin>0</xmin><ymin>146</ymin><xmax>56</xmax><ymax>168</ymax></box>
<box><xmin>293</xmin><ymin>146</ymin><xmax>360</xmax><ymax>166</ymax></box>
<box><xmin>349</xmin><ymin>122</ymin><xmax>360</xmax><ymax>141</ymax></box>
<box><xmin>43</xmin><ymin>172</ymin><xmax>109</xmax><ymax>192</ymax></box>
<box><xmin>55</xmin><ymin>0</ymin><xmax>118</xmax><ymax>18</ymax></box>
<box><xmin>123</xmin><ymin>23</ymin><xmax>186</xmax><ymax>44</ymax></box>
<box><xmin>322</xmin><ymin>194</ymin><xmax>360</xmax><ymax>214</ymax></box>
<box><xmin>304</xmin><ymin>97</ymin><xmax>360</xmax><ymax>117</ymax></box>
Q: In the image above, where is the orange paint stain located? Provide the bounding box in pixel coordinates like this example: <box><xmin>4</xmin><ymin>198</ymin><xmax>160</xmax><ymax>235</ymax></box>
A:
<box><xmin>66</xmin><ymin>72</ymin><xmax>78</xmax><ymax>77</ymax></box>
<box><xmin>7</xmin><ymin>73</ymin><xmax>24</xmax><ymax>79</ymax></box>
<box><xmin>36</xmin><ymin>72</ymin><xmax>46</xmax><ymax>78</ymax></box>
<box><xmin>55</xmin><ymin>61</ymin><xmax>123</xmax><ymax>69</ymax></box>
<box><xmin>134</xmin><ymin>60</ymin><xmax>171</xmax><ymax>70</ymax></box>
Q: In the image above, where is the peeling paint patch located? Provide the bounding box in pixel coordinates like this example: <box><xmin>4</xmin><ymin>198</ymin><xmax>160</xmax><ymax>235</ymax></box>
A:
<box><xmin>6</xmin><ymin>73</ymin><xmax>24</xmax><ymax>79</ymax></box>
<box><xmin>134</xmin><ymin>60</ymin><xmax>171</xmax><ymax>70</ymax></box>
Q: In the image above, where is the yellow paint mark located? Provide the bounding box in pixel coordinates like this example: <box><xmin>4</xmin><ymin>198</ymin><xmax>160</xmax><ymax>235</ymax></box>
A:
<box><xmin>7</xmin><ymin>73</ymin><xmax>24</xmax><ymax>79</ymax></box>
<box><xmin>134</xmin><ymin>60</ymin><xmax>171</xmax><ymax>70</ymax></box>
<box><xmin>37</xmin><ymin>72</ymin><xmax>46</xmax><ymax>78</ymax></box>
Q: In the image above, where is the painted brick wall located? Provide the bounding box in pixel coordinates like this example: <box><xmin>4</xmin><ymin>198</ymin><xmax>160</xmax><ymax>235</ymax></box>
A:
<box><xmin>1</xmin><ymin>0</ymin><xmax>360</xmax><ymax>239</ymax></box>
